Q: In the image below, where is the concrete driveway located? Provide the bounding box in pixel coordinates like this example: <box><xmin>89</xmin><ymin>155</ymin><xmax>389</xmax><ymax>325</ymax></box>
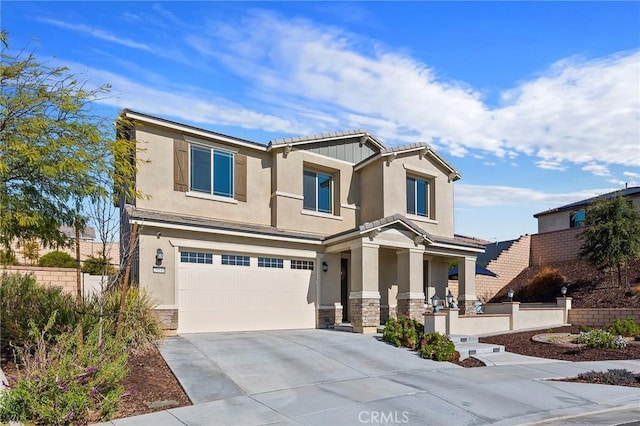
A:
<box><xmin>103</xmin><ymin>329</ymin><xmax>640</xmax><ymax>426</ymax></box>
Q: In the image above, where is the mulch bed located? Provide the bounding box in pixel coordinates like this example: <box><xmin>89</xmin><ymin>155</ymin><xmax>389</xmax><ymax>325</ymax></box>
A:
<box><xmin>480</xmin><ymin>325</ymin><xmax>640</xmax><ymax>361</ymax></box>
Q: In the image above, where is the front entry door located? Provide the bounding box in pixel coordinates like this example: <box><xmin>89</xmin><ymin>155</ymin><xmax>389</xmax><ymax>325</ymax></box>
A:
<box><xmin>341</xmin><ymin>258</ymin><xmax>349</xmax><ymax>323</ymax></box>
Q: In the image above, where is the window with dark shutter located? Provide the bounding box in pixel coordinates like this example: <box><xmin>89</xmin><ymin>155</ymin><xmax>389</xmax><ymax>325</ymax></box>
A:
<box><xmin>234</xmin><ymin>154</ymin><xmax>247</xmax><ymax>202</ymax></box>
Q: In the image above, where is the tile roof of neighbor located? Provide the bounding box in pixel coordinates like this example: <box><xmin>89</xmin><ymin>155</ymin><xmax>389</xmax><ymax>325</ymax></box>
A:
<box><xmin>534</xmin><ymin>186</ymin><xmax>640</xmax><ymax>218</ymax></box>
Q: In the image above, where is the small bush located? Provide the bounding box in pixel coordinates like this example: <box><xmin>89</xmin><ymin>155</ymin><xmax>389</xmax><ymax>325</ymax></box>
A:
<box><xmin>0</xmin><ymin>316</ymin><xmax>128</xmax><ymax>425</ymax></box>
<box><xmin>82</xmin><ymin>286</ymin><xmax>163</xmax><ymax>354</ymax></box>
<box><xmin>519</xmin><ymin>266</ymin><xmax>567</xmax><ymax>302</ymax></box>
<box><xmin>418</xmin><ymin>332</ymin><xmax>458</xmax><ymax>361</ymax></box>
<box><xmin>38</xmin><ymin>251</ymin><xmax>77</xmax><ymax>268</ymax></box>
<box><xmin>606</xmin><ymin>318</ymin><xmax>640</xmax><ymax>337</ymax></box>
<box><xmin>576</xmin><ymin>369</ymin><xmax>639</xmax><ymax>386</ymax></box>
<box><xmin>82</xmin><ymin>255</ymin><xmax>117</xmax><ymax>275</ymax></box>
<box><xmin>574</xmin><ymin>329</ymin><xmax>626</xmax><ymax>349</ymax></box>
<box><xmin>0</xmin><ymin>249</ymin><xmax>19</xmax><ymax>266</ymax></box>
<box><xmin>0</xmin><ymin>273</ymin><xmax>77</xmax><ymax>348</ymax></box>
<box><xmin>382</xmin><ymin>317</ymin><xmax>424</xmax><ymax>350</ymax></box>
<box><xmin>578</xmin><ymin>325</ymin><xmax>592</xmax><ymax>333</ymax></box>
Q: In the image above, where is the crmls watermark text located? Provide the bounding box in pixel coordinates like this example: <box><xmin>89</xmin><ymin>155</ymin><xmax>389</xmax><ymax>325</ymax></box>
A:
<box><xmin>358</xmin><ymin>411</ymin><xmax>410</xmax><ymax>424</ymax></box>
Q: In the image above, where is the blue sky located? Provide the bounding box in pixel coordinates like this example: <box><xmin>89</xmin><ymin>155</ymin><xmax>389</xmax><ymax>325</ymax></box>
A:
<box><xmin>4</xmin><ymin>1</ymin><xmax>639</xmax><ymax>242</ymax></box>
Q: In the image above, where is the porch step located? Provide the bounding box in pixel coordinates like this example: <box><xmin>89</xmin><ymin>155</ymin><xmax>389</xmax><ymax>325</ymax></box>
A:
<box><xmin>332</xmin><ymin>323</ymin><xmax>354</xmax><ymax>333</ymax></box>
<box><xmin>454</xmin><ymin>341</ymin><xmax>505</xmax><ymax>361</ymax></box>
<box><xmin>448</xmin><ymin>335</ymin><xmax>480</xmax><ymax>344</ymax></box>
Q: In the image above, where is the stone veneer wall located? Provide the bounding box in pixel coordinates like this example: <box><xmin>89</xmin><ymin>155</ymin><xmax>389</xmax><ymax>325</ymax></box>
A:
<box><xmin>396</xmin><ymin>299</ymin><xmax>424</xmax><ymax>322</ymax></box>
<box><xmin>318</xmin><ymin>305</ymin><xmax>343</xmax><ymax>328</ymax></box>
<box><xmin>476</xmin><ymin>235</ymin><xmax>531</xmax><ymax>301</ymax></box>
<box><xmin>154</xmin><ymin>308</ymin><xmax>179</xmax><ymax>331</ymax></box>
<box><xmin>350</xmin><ymin>298</ymin><xmax>380</xmax><ymax>332</ymax></box>
<box><xmin>568</xmin><ymin>309</ymin><xmax>640</xmax><ymax>328</ymax></box>
<box><xmin>530</xmin><ymin>228</ymin><xmax>583</xmax><ymax>266</ymax></box>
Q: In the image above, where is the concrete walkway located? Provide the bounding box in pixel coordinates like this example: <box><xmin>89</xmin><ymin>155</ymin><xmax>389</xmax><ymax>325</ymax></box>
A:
<box><xmin>98</xmin><ymin>330</ymin><xmax>640</xmax><ymax>426</ymax></box>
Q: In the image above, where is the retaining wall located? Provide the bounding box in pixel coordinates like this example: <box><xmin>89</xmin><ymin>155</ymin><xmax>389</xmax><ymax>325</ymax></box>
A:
<box><xmin>568</xmin><ymin>308</ymin><xmax>640</xmax><ymax>327</ymax></box>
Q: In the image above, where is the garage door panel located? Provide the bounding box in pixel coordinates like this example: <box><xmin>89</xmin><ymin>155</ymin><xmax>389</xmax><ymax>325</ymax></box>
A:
<box><xmin>178</xmin><ymin>263</ymin><xmax>316</xmax><ymax>333</ymax></box>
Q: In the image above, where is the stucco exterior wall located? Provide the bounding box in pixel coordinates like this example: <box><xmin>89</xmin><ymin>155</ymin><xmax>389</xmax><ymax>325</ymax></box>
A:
<box><xmin>381</xmin><ymin>153</ymin><xmax>455</xmax><ymax>237</ymax></box>
<box><xmin>358</xmin><ymin>162</ymin><xmax>384</xmax><ymax>224</ymax></box>
<box><xmin>133</xmin><ymin>124</ymin><xmax>272</xmax><ymax>226</ymax></box>
<box><xmin>271</xmin><ymin>150</ymin><xmax>358</xmax><ymax>235</ymax></box>
<box><xmin>537</xmin><ymin>211</ymin><xmax>571</xmax><ymax>234</ymax></box>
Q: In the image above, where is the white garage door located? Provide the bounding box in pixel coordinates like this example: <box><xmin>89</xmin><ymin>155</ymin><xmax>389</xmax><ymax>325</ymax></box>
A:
<box><xmin>177</xmin><ymin>252</ymin><xmax>316</xmax><ymax>333</ymax></box>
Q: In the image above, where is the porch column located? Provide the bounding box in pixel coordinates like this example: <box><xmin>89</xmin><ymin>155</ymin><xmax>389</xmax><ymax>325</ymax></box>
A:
<box><xmin>349</xmin><ymin>241</ymin><xmax>380</xmax><ymax>333</ymax></box>
<box><xmin>396</xmin><ymin>248</ymin><xmax>425</xmax><ymax>322</ymax></box>
<box><xmin>458</xmin><ymin>256</ymin><xmax>478</xmax><ymax>315</ymax></box>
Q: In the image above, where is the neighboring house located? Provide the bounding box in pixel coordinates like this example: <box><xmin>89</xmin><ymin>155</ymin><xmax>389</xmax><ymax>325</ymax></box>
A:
<box><xmin>118</xmin><ymin>110</ymin><xmax>483</xmax><ymax>334</ymax></box>
<box><xmin>534</xmin><ymin>186</ymin><xmax>640</xmax><ymax>234</ymax></box>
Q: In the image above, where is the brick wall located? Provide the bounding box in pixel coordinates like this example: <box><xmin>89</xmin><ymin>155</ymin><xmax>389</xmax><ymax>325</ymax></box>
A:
<box><xmin>530</xmin><ymin>228</ymin><xmax>583</xmax><ymax>266</ymax></box>
<box><xmin>568</xmin><ymin>308</ymin><xmax>640</xmax><ymax>327</ymax></box>
<box><xmin>2</xmin><ymin>265</ymin><xmax>78</xmax><ymax>294</ymax></box>
<box><xmin>476</xmin><ymin>235</ymin><xmax>531</xmax><ymax>301</ymax></box>
<box><xmin>10</xmin><ymin>240</ymin><xmax>120</xmax><ymax>267</ymax></box>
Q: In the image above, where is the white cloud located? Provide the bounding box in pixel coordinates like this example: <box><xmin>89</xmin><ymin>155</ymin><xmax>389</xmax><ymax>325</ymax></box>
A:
<box><xmin>536</xmin><ymin>160</ymin><xmax>567</xmax><ymax>171</ymax></box>
<box><xmin>190</xmin><ymin>11</ymin><xmax>639</xmax><ymax>168</ymax></box>
<box><xmin>455</xmin><ymin>185</ymin><xmax>616</xmax><ymax>208</ymax></box>
<box><xmin>582</xmin><ymin>163</ymin><xmax>611</xmax><ymax>177</ymax></box>
<box><xmin>623</xmin><ymin>171</ymin><xmax>640</xmax><ymax>178</ymax></box>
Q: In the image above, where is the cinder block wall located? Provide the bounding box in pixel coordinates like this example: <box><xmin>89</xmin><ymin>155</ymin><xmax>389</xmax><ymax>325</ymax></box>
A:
<box><xmin>530</xmin><ymin>228</ymin><xmax>583</xmax><ymax>266</ymax></box>
<box><xmin>10</xmin><ymin>241</ymin><xmax>120</xmax><ymax>266</ymax></box>
<box><xmin>569</xmin><ymin>308</ymin><xmax>640</xmax><ymax>327</ymax></box>
<box><xmin>476</xmin><ymin>235</ymin><xmax>531</xmax><ymax>301</ymax></box>
<box><xmin>3</xmin><ymin>266</ymin><xmax>78</xmax><ymax>294</ymax></box>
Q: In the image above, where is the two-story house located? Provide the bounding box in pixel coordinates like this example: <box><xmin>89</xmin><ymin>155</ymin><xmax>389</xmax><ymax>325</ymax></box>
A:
<box><xmin>119</xmin><ymin>110</ymin><xmax>483</xmax><ymax>334</ymax></box>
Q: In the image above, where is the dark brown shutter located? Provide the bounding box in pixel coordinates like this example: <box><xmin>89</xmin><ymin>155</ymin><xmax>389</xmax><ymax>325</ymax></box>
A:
<box><xmin>234</xmin><ymin>154</ymin><xmax>247</xmax><ymax>202</ymax></box>
<box><xmin>173</xmin><ymin>139</ymin><xmax>188</xmax><ymax>192</ymax></box>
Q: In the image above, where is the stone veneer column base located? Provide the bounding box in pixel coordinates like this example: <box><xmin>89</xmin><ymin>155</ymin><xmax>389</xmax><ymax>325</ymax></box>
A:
<box><xmin>350</xmin><ymin>298</ymin><xmax>380</xmax><ymax>333</ymax></box>
<box><xmin>153</xmin><ymin>308</ymin><xmax>178</xmax><ymax>331</ymax></box>
<box><xmin>318</xmin><ymin>305</ymin><xmax>343</xmax><ymax>328</ymax></box>
<box><xmin>458</xmin><ymin>298</ymin><xmax>477</xmax><ymax>315</ymax></box>
<box><xmin>396</xmin><ymin>299</ymin><xmax>425</xmax><ymax>322</ymax></box>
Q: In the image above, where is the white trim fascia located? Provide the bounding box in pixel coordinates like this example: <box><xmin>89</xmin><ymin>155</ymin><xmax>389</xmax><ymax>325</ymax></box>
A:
<box><xmin>349</xmin><ymin>291</ymin><xmax>381</xmax><ymax>299</ymax></box>
<box><xmin>267</xmin><ymin>133</ymin><xmax>386</xmax><ymax>152</ymax></box>
<box><xmin>396</xmin><ymin>292</ymin><xmax>426</xmax><ymax>300</ymax></box>
<box><xmin>129</xmin><ymin>219</ymin><xmax>324</xmax><ymax>245</ymax></box>
<box><xmin>301</xmin><ymin>210</ymin><xmax>344</xmax><ymax>221</ymax></box>
<box><xmin>125</xmin><ymin>111</ymin><xmax>267</xmax><ymax>152</ymax></box>
<box><xmin>185</xmin><ymin>191</ymin><xmax>239</xmax><ymax>204</ymax></box>
<box><xmin>402</xmin><ymin>163</ymin><xmax>439</xmax><ymax>179</ymax></box>
<box><xmin>353</xmin><ymin>154</ymin><xmax>382</xmax><ymax>172</ymax></box>
<box><xmin>169</xmin><ymin>238</ymin><xmax>317</xmax><ymax>259</ymax></box>
<box><xmin>271</xmin><ymin>191</ymin><xmax>304</xmax><ymax>200</ymax></box>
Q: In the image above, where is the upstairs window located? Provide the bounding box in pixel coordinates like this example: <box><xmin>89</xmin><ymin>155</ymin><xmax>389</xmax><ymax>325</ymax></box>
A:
<box><xmin>570</xmin><ymin>210</ymin><xmax>585</xmax><ymax>228</ymax></box>
<box><xmin>190</xmin><ymin>145</ymin><xmax>233</xmax><ymax>198</ymax></box>
<box><xmin>303</xmin><ymin>170</ymin><xmax>333</xmax><ymax>214</ymax></box>
<box><xmin>407</xmin><ymin>176</ymin><xmax>429</xmax><ymax>217</ymax></box>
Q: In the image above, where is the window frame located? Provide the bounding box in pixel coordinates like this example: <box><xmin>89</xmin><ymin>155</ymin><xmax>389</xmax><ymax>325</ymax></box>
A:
<box><xmin>257</xmin><ymin>257</ymin><xmax>284</xmax><ymax>268</ymax></box>
<box><xmin>290</xmin><ymin>260</ymin><xmax>314</xmax><ymax>270</ymax></box>
<box><xmin>570</xmin><ymin>210</ymin><xmax>586</xmax><ymax>228</ymax></box>
<box><xmin>221</xmin><ymin>254</ymin><xmax>250</xmax><ymax>266</ymax></box>
<box><xmin>180</xmin><ymin>251</ymin><xmax>213</xmax><ymax>264</ymax></box>
<box><xmin>303</xmin><ymin>169</ymin><xmax>334</xmax><ymax>214</ymax></box>
<box><xmin>406</xmin><ymin>175</ymin><xmax>430</xmax><ymax>218</ymax></box>
<box><xmin>189</xmin><ymin>143</ymin><xmax>235</xmax><ymax>198</ymax></box>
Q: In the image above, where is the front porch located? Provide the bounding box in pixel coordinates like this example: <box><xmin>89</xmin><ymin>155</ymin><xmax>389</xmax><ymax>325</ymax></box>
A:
<box><xmin>318</xmin><ymin>215</ymin><xmax>484</xmax><ymax>333</ymax></box>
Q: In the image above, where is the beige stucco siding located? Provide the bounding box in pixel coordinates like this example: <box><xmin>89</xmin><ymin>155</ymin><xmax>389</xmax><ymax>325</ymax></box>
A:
<box><xmin>133</xmin><ymin>125</ymin><xmax>272</xmax><ymax>226</ymax></box>
<box><xmin>358</xmin><ymin>162</ymin><xmax>384</xmax><ymax>224</ymax></box>
<box><xmin>272</xmin><ymin>150</ymin><xmax>358</xmax><ymax>235</ymax></box>
<box><xmin>382</xmin><ymin>154</ymin><xmax>455</xmax><ymax>237</ymax></box>
<box><xmin>537</xmin><ymin>212</ymin><xmax>571</xmax><ymax>233</ymax></box>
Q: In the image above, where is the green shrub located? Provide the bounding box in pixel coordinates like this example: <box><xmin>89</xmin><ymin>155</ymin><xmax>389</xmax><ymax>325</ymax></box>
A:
<box><xmin>574</xmin><ymin>329</ymin><xmax>626</xmax><ymax>349</ymax></box>
<box><xmin>82</xmin><ymin>286</ymin><xmax>163</xmax><ymax>354</ymax></box>
<box><xmin>0</xmin><ymin>249</ymin><xmax>19</xmax><ymax>266</ymax></box>
<box><xmin>578</xmin><ymin>325</ymin><xmax>592</xmax><ymax>333</ymax></box>
<box><xmin>82</xmin><ymin>255</ymin><xmax>117</xmax><ymax>275</ymax></box>
<box><xmin>382</xmin><ymin>317</ymin><xmax>424</xmax><ymax>349</ymax></box>
<box><xmin>418</xmin><ymin>332</ymin><xmax>458</xmax><ymax>361</ymax></box>
<box><xmin>0</xmin><ymin>316</ymin><xmax>128</xmax><ymax>425</ymax></box>
<box><xmin>606</xmin><ymin>318</ymin><xmax>640</xmax><ymax>337</ymax></box>
<box><xmin>0</xmin><ymin>273</ymin><xmax>77</xmax><ymax>348</ymax></box>
<box><xmin>576</xmin><ymin>369</ymin><xmax>639</xmax><ymax>386</ymax></box>
<box><xmin>38</xmin><ymin>251</ymin><xmax>77</xmax><ymax>268</ymax></box>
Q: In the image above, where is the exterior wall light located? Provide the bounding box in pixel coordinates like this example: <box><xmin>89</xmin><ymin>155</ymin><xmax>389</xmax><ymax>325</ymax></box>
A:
<box><xmin>431</xmin><ymin>293</ymin><xmax>439</xmax><ymax>311</ymax></box>
<box><xmin>446</xmin><ymin>290</ymin><xmax>454</xmax><ymax>307</ymax></box>
<box><xmin>156</xmin><ymin>248</ymin><xmax>164</xmax><ymax>265</ymax></box>
<box><xmin>507</xmin><ymin>288</ymin><xmax>515</xmax><ymax>301</ymax></box>
<box><xmin>561</xmin><ymin>285</ymin><xmax>567</xmax><ymax>298</ymax></box>
<box><xmin>322</xmin><ymin>261</ymin><xmax>328</xmax><ymax>272</ymax></box>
